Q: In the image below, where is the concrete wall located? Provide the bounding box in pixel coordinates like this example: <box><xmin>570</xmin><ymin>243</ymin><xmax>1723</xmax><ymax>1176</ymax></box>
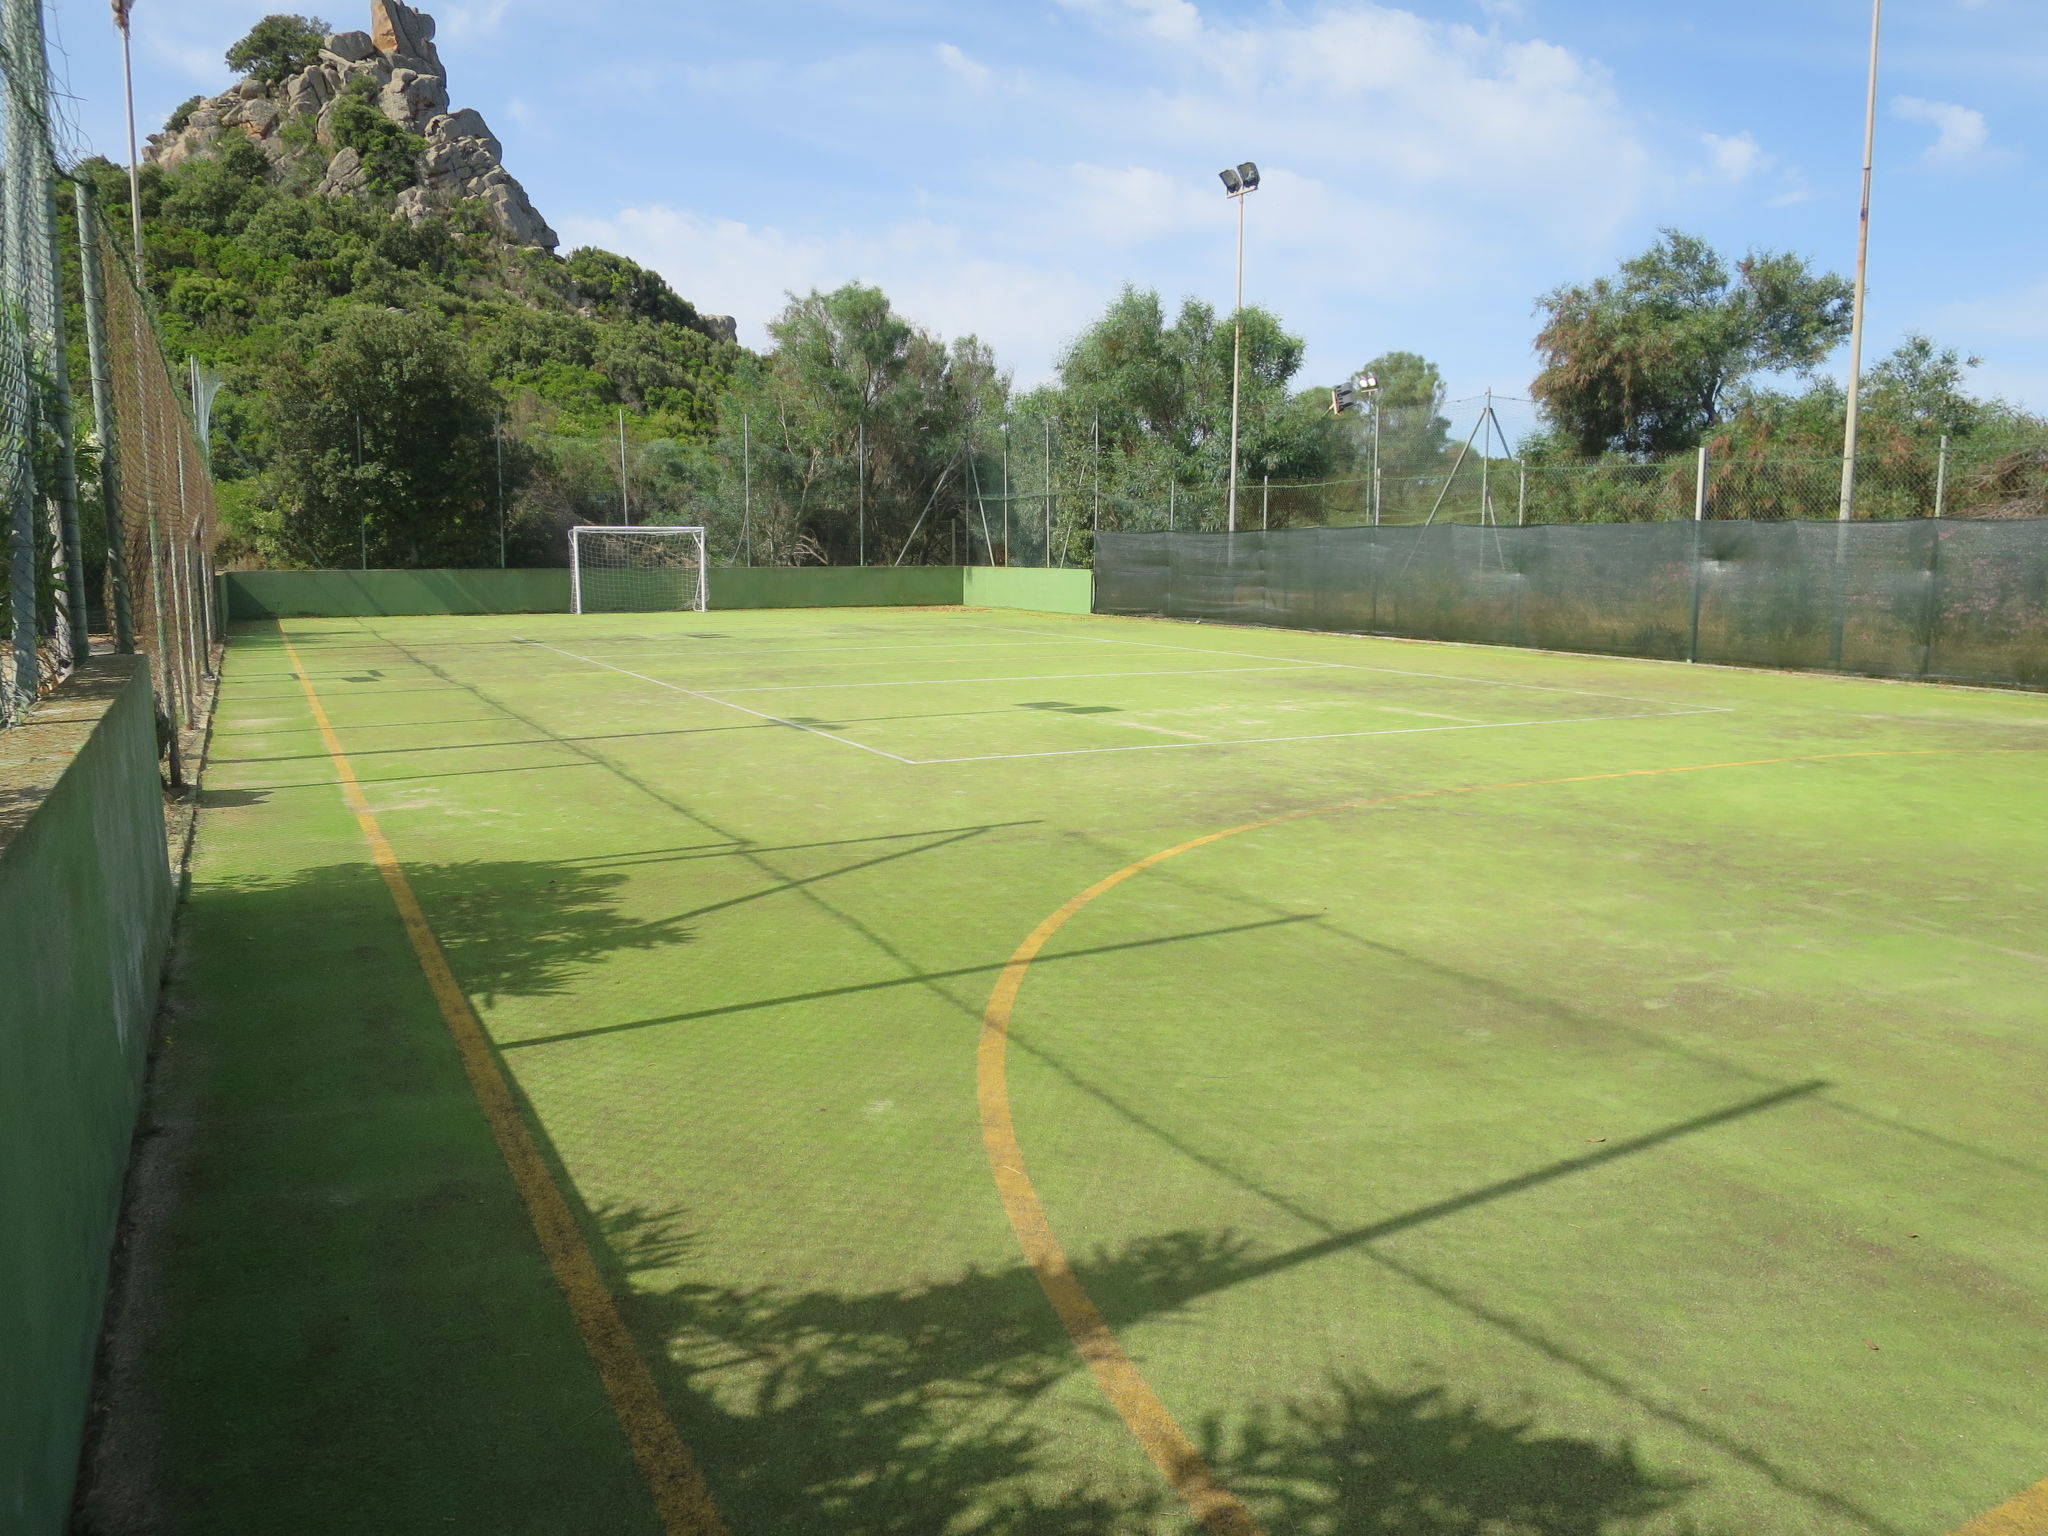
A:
<box><xmin>962</xmin><ymin>566</ymin><xmax>1094</xmax><ymax>615</ymax></box>
<box><xmin>222</xmin><ymin>566</ymin><xmax>1095</xmax><ymax>618</ymax></box>
<box><xmin>0</xmin><ymin>656</ymin><xmax>174</xmax><ymax>1536</ymax></box>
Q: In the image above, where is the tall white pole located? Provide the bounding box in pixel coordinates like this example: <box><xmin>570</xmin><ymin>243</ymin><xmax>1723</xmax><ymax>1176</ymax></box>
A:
<box><xmin>115</xmin><ymin>7</ymin><xmax>145</xmax><ymax>266</ymax></box>
<box><xmin>1226</xmin><ymin>190</ymin><xmax>1246</xmax><ymax>533</ymax></box>
<box><xmin>857</xmin><ymin>417</ymin><xmax>865</xmax><ymax>564</ymax></box>
<box><xmin>1837</xmin><ymin>0</ymin><xmax>1882</xmax><ymax>522</ymax></box>
<box><xmin>617</xmin><ymin>404</ymin><xmax>629</xmax><ymax>522</ymax></box>
<box><xmin>1371</xmin><ymin>394</ymin><xmax>1382</xmax><ymax>526</ymax></box>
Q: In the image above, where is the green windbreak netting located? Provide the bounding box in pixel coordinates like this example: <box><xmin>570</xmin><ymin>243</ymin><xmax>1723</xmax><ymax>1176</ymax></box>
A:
<box><xmin>1094</xmin><ymin>520</ymin><xmax>2048</xmax><ymax>689</ymax></box>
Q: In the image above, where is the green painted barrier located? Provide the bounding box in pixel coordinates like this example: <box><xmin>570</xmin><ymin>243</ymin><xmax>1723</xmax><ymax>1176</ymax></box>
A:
<box><xmin>962</xmin><ymin>566</ymin><xmax>1094</xmax><ymax>615</ymax></box>
<box><xmin>1</xmin><ymin>656</ymin><xmax>174</xmax><ymax>1536</ymax></box>
<box><xmin>224</xmin><ymin>569</ymin><xmax>570</xmax><ymax>618</ymax></box>
<box><xmin>707</xmin><ymin>566</ymin><xmax>965</xmax><ymax>609</ymax></box>
<box><xmin>222</xmin><ymin>565</ymin><xmax>1096</xmax><ymax>618</ymax></box>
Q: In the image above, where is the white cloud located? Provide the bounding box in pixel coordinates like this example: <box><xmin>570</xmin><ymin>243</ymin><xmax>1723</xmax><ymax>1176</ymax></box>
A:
<box><xmin>554</xmin><ymin>206</ymin><xmax>1101</xmax><ymax>383</ymax></box>
<box><xmin>1892</xmin><ymin>95</ymin><xmax>1992</xmax><ymax>164</ymax></box>
<box><xmin>1054</xmin><ymin>0</ymin><xmax>1203</xmax><ymax>44</ymax></box>
<box><xmin>565</xmin><ymin>0</ymin><xmax>1661</xmax><ymax>386</ymax></box>
<box><xmin>934</xmin><ymin>43</ymin><xmax>990</xmax><ymax>87</ymax></box>
<box><xmin>1701</xmin><ymin>130</ymin><xmax>1767</xmax><ymax>184</ymax></box>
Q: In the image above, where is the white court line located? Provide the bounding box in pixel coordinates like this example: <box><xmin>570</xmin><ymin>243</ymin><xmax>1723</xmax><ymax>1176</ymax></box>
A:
<box><xmin>959</xmin><ymin>620</ymin><xmax>1733</xmax><ymax>714</ymax></box>
<box><xmin>705</xmin><ymin>662</ymin><xmax>1336</xmax><ymax>694</ymax></box>
<box><xmin>912</xmin><ymin>707</ymin><xmax>1730</xmax><ymax>764</ymax></box>
<box><xmin>520</xmin><ymin>639</ymin><xmax>918</xmax><ymax>764</ymax></box>
<box><xmin>557</xmin><ymin>635</ymin><xmax>1105</xmax><ymax>661</ymax></box>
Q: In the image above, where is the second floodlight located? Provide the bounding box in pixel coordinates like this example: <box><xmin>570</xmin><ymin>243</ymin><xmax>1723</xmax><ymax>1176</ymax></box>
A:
<box><xmin>1238</xmin><ymin>161</ymin><xmax>1260</xmax><ymax>190</ymax></box>
<box><xmin>1218</xmin><ymin>167</ymin><xmax>1242</xmax><ymax>193</ymax></box>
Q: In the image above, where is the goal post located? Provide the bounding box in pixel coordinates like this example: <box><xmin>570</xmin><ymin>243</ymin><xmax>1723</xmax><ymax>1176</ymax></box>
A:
<box><xmin>569</xmin><ymin>525</ymin><xmax>709</xmax><ymax>613</ymax></box>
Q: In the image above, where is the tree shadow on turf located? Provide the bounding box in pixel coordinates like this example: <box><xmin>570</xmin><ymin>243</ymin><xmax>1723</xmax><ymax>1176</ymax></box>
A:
<box><xmin>204</xmin><ymin>858</ymin><xmax>692</xmax><ymax>1003</ymax></box>
<box><xmin>592</xmin><ymin>1202</ymin><xmax>1727</xmax><ymax>1536</ymax></box>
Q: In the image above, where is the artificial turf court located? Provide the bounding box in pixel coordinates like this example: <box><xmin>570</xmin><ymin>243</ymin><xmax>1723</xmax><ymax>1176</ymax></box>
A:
<box><xmin>103</xmin><ymin>604</ymin><xmax>2048</xmax><ymax>1536</ymax></box>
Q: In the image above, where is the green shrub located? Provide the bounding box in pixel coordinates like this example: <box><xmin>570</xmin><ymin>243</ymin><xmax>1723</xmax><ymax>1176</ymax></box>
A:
<box><xmin>328</xmin><ymin>80</ymin><xmax>419</xmax><ymax>195</ymax></box>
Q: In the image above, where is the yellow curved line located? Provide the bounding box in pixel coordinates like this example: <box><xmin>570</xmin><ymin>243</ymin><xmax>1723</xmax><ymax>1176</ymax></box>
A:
<box><xmin>977</xmin><ymin>744</ymin><xmax>2043</xmax><ymax>1535</ymax></box>
<box><xmin>282</xmin><ymin>627</ymin><xmax>728</xmax><ymax>1536</ymax></box>
<box><xmin>1949</xmin><ymin>1478</ymin><xmax>2048</xmax><ymax>1536</ymax></box>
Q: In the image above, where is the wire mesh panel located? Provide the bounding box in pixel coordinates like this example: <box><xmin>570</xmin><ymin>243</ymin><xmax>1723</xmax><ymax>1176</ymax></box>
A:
<box><xmin>1094</xmin><ymin>520</ymin><xmax>2048</xmax><ymax>689</ymax></box>
<box><xmin>98</xmin><ymin>219</ymin><xmax>221</xmax><ymax>732</ymax></box>
<box><xmin>569</xmin><ymin>525</ymin><xmax>708</xmax><ymax>613</ymax></box>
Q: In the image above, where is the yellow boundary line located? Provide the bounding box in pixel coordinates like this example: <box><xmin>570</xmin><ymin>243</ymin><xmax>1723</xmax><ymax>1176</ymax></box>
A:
<box><xmin>1950</xmin><ymin>1479</ymin><xmax>2048</xmax><ymax>1536</ymax></box>
<box><xmin>279</xmin><ymin>625</ymin><xmax>727</xmax><ymax>1536</ymax></box>
<box><xmin>977</xmin><ymin>746</ymin><xmax>2046</xmax><ymax>1536</ymax></box>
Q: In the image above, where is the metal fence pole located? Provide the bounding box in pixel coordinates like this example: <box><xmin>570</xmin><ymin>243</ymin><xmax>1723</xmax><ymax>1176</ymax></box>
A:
<box><xmin>1688</xmin><ymin>444</ymin><xmax>1708</xmax><ymax>664</ymax></box>
<box><xmin>1262</xmin><ymin>473</ymin><xmax>1269</xmax><ymax>530</ymax></box>
<box><xmin>857</xmin><ymin>417</ymin><xmax>865</xmax><ymax>565</ymax></box>
<box><xmin>75</xmin><ymin>185</ymin><xmax>134</xmax><ymax>651</ymax></box>
<box><xmin>740</xmin><ymin>409</ymin><xmax>751</xmax><ymax>565</ymax></box>
<box><xmin>1933</xmin><ymin>433</ymin><xmax>1949</xmax><ymax>519</ymax></box>
<box><xmin>1042</xmin><ymin>416</ymin><xmax>1052</xmax><ymax>567</ymax></box>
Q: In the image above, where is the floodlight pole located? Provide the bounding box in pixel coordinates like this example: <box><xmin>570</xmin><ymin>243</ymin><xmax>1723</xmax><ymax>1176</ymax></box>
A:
<box><xmin>114</xmin><ymin>5</ymin><xmax>144</xmax><ymax>265</ymax></box>
<box><xmin>857</xmin><ymin>417</ymin><xmax>865</xmax><ymax>564</ymax></box>
<box><xmin>617</xmin><ymin>405</ymin><xmax>629</xmax><ymax>523</ymax></box>
<box><xmin>1226</xmin><ymin>185</ymin><xmax>1248</xmax><ymax>533</ymax></box>
<box><xmin>1837</xmin><ymin>0</ymin><xmax>1882</xmax><ymax>523</ymax></box>
<box><xmin>1370</xmin><ymin>390</ymin><xmax>1382</xmax><ymax>525</ymax></box>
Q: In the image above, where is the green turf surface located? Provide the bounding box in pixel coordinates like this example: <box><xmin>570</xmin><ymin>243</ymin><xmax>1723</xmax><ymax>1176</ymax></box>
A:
<box><xmin>125</xmin><ymin>606</ymin><xmax>2047</xmax><ymax>1534</ymax></box>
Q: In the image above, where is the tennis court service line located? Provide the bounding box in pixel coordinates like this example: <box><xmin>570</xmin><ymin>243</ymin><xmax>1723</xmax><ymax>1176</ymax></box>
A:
<box><xmin>979</xmin><ymin>743</ymin><xmax>2046</xmax><ymax>1536</ymax></box>
<box><xmin>279</xmin><ymin>626</ymin><xmax>728</xmax><ymax>1536</ymax></box>
<box><xmin>519</xmin><ymin>638</ymin><xmax>919</xmax><ymax>763</ymax></box>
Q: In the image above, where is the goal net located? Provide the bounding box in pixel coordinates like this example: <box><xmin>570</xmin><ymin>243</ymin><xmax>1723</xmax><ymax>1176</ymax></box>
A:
<box><xmin>569</xmin><ymin>525</ymin><xmax>709</xmax><ymax>613</ymax></box>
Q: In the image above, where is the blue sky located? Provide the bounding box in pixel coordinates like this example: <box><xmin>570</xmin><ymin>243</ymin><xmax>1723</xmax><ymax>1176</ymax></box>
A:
<box><xmin>46</xmin><ymin>0</ymin><xmax>2048</xmax><ymax>428</ymax></box>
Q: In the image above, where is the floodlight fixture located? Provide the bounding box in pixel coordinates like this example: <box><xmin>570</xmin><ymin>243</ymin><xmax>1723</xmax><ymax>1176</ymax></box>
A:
<box><xmin>1357</xmin><ymin>372</ymin><xmax>1379</xmax><ymax>394</ymax></box>
<box><xmin>1238</xmin><ymin>162</ymin><xmax>1260</xmax><ymax>191</ymax></box>
<box><xmin>1218</xmin><ymin>167</ymin><xmax>1242</xmax><ymax>194</ymax></box>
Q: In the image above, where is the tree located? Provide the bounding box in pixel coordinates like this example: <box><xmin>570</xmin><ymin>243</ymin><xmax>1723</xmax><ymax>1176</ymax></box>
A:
<box><xmin>709</xmin><ymin>283</ymin><xmax>1006</xmax><ymax>564</ymax></box>
<box><xmin>225</xmin><ymin>14</ymin><xmax>331</xmax><ymax>85</ymax></box>
<box><xmin>268</xmin><ymin>307</ymin><xmax>504</xmax><ymax>567</ymax></box>
<box><xmin>1531</xmin><ymin>230</ymin><xmax>1851</xmax><ymax>457</ymax></box>
<box><xmin>1352</xmin><ymin>350</ymin><xmax>1451</xmax><ymax>476</ymax></box>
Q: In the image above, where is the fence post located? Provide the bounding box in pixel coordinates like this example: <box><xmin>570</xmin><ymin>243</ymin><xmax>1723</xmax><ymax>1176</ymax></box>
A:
<box><xmin>1262</xmin><ymin>473</ymin><xmax>1269</xmax><ymax>531</ymax></box>
<box><xmin>739</xmin><ymin>409</ymin><xmax>751</xmax><ymax>566</ymax></box>
<box><xmin>1517</xmin><ymin>464</ymin><xmax>1527</xmax><ymax>526</ymax></box>
<box><xmin>1918</xmin><ymin>513</ymin><xmax>1944</xmax><ymax>679</ymax></box>
<box><xmin>1933</xmin><ymin>434</ymin><xmax>1949</xmax><ymax>519</ymax></box>
<box><xmin>1687</xmin><ymin>444</ymin><xmax>1708</xmax><ymax>664</ymax></box>
<box><xmin>75</xmin><ymin>184</ymin><xmax>135</xmax><ymax>652</ymax></box>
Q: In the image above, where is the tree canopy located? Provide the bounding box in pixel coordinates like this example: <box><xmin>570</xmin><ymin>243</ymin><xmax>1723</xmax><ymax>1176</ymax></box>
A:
<box><xmin>225</xmin><ymin>15</ymin><xmax>331</xmax><ymax>85</ymax></box>
<box><xmin>1531</xmin><ymin>230</ymin><xmax>1852</xmax><ymax>457</ymax></box>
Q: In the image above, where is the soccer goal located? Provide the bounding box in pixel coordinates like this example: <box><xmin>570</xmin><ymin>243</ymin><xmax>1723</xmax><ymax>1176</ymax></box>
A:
<box><xmin>569</xmin><ymin>525</ymin><xmax>708</xmax><ymax>613</ymax></box>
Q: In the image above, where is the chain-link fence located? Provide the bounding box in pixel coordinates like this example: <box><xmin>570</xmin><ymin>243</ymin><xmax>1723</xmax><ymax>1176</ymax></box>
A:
<box><xmin>2</xmin><ymin>0</ymin><xmax>85</xmax><ymax>722</ymax></box>
<box><xmin>2</xmin><ymin>0</ymin><xmax>220</xmax><ymax>753</ymax></box>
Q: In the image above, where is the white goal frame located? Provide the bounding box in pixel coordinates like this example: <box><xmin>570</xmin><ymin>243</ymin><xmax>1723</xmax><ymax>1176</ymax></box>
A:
<box><xmin>568</xmin><ymin>525</ymin><xmax>709</xmax><ymax>614</ymax></box>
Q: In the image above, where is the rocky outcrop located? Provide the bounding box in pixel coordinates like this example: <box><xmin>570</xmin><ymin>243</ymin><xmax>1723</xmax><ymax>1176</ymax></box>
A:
<box><xmin>146</xmin><ymin>0</ymin><xmax>555</xmax><ymax>250</ymax></box>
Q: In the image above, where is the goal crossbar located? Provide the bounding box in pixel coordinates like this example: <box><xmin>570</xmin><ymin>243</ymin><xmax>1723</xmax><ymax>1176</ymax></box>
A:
<box><xmin>569</xmin><ymin>525</ymin><xmax>708</xmax><ymax>614</ymax></box>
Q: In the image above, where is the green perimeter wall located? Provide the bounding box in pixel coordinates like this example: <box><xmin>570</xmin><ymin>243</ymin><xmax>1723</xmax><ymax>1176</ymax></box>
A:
<box><xmin>223</xmin><ymin>566</ymin><xmax>1095</xmax><ymax>618</ymax></box>
<box><xmin>1</xmin><ymin>656</ymin><xmax>174</xmax><ymax>1536</ymax></box>
<box><xmin>963</xmin><ymin>565</ymin><xmax>1094</xmax><ymax>614</ymax></box>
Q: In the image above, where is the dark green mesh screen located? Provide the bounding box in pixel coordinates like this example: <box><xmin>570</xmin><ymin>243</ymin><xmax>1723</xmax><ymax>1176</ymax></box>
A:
<box><xmin>1094</xmin><ymin>520</ymin><xmax>2048</xmax><ymax>689</ymax></box>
